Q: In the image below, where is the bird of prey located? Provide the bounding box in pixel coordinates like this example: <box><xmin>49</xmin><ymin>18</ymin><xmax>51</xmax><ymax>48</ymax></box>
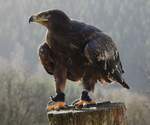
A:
<box><xmin>29</xmin><ymin>9</ymin><xmax>129</xmax><ymax>111</ymax></box>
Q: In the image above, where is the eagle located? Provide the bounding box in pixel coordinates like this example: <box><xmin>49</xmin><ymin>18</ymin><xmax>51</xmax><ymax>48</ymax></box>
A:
<box><xmin>29</xmin><ymin>9</ymin><xmax>129</xmax><ymax>110</ymax></box>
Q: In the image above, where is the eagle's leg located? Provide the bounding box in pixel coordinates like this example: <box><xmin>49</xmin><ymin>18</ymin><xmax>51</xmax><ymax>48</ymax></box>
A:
<box><xmin>39</xmin><ymin>43</ymin><xmax>66</xmax><ymax>110</ymax></box>
<box><xmin>73</xmin><ymin>70</ymin><xmax>96</xmax><ymax>108</ymax></box>
<box><xmin>47</xmin><ymin>61</ymin><xmax>67</xmax><ymax>110</ymax></box>
<box><xmin>47</xmin><ymin>62</ymin><xmax>67</xmax><ymax>111</ymax></box>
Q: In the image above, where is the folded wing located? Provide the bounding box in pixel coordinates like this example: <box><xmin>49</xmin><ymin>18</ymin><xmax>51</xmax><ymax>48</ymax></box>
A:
<box><xmin>84</xmin><ymin>32</ymin><xmax>129</xmax><ymax>89</ymax></box>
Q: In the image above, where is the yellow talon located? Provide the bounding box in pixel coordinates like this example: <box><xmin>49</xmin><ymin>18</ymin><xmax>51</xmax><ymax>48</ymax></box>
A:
<box><xmin>75</xmin><ymin>100</ymin><xmax>96</xmax><ymax>108</ymax></box>
<box><xmin>47</xmin><ymin>102</ymin><xmax>66</xmax><ymax>111</ymax></box>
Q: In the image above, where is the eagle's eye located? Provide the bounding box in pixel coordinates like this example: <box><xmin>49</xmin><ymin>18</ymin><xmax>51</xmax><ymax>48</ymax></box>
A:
<box><xmin>44</xmin><ymin>13</ymin><xmax>51</xmax><ymax>19</ymax></box>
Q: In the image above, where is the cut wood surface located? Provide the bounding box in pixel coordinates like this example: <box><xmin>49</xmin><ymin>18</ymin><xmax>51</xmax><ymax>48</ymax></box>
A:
<box><xmin>47</xmin><ymin>102</ymin><xmax>127</xmax><ymax>125</ymax></box>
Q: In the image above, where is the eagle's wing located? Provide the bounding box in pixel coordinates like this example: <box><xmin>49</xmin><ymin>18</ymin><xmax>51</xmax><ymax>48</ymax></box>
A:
<box><xmin>84</xmin><ymin>32</ymin><xmax>129</xmax><ymax>89</ymax></box>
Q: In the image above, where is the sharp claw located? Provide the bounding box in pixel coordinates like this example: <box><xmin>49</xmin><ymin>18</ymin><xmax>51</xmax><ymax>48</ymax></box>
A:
<box><xmin>47</xmin><ymin>102</ymin><xmax>66</xmax><ymax>111</ymax></box>
<box><xmin>72</xmin><ymin>99</ymin><xmax>80</xmax><ymax>105</ymax></box>
<box><xmin>83</xmin><ymin>103</ymin><xmax>96</xmax><ymax>108</ymax></box>
<box><xmin>73</xmin><ymin>100</ymin><xmax>96</xmax><ymax>108</ymax></box>
<box><xmin>47</xmin><ymin>100</ymin><xmax>53</xmax><ymax>105</ymax></box>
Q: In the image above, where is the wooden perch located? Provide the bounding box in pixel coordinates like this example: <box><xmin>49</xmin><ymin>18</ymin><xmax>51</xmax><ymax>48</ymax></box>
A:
<box><xmin>47</xmin><ymin>102</ymin><xmax>127</xmax><ymax>125</ymax></box>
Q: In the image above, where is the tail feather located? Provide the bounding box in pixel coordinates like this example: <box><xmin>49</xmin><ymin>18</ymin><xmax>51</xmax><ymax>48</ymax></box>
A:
<box><xmin>120</xmin><ymin>79</ymin><xmax>130</xmax><ymax>89</ymax></box>
<box><xmin>113</xmin><ymin>70</ymin><xmax>130</xmax><ymax>89</ymax></box>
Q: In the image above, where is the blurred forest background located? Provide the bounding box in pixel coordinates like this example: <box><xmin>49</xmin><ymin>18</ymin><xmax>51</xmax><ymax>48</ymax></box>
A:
<box><xmin>0</xmin><ymin>0</ymin><xmax>150</xmax><ymax>125</ymax></box>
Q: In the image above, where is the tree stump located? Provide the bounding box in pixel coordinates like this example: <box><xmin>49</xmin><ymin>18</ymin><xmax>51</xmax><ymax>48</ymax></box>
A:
<box><xmin>47</xmin><ymin>102</ymin><xmax>127</xmax><ymax>125</ymax></box>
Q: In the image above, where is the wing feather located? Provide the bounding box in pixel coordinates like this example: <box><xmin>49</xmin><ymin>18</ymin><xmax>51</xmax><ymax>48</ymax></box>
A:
<box><xmin>84</xmin><ymin>32</ymin><xmax>124</xmax><ymax>75</ymax></box>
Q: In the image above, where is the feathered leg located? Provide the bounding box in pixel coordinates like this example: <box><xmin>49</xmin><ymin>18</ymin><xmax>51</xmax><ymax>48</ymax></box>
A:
<box><xmin>73</xmin><ymin>68</ymin><xmax>96</xmax><ymax>108</ymax></box>
<box><xmin>39</xmin><ymin>43</ymin><xmax>66</xmax><ymax>110</ymax></box>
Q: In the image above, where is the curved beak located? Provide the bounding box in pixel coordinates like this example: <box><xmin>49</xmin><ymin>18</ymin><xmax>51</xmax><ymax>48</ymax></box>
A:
<box><xmin>29</xmin><ymin>15</ymin><xmax>48</xmax><ymax>24</ymax></box>
<box><xmin>29</xmin><ymin>16</ymin><xmax>36</xmax><ymax>23</ymax></box>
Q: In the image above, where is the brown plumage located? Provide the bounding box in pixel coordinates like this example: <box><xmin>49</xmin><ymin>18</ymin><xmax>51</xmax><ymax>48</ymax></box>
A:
<box><xmin>29</xmin><ymin>9</ymin><xmax>129</xmax><ymax>110</ymax></box>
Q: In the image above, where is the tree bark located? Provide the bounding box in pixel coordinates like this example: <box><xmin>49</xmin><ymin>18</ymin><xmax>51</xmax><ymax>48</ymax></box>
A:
<box><xmin>47</xmin><ymin>102</ymin><xmax>127</xmax><ymax>125</ymax></box>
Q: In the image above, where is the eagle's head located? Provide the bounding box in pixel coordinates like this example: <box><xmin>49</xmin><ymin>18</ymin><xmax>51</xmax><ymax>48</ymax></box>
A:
<box><xmin>29</xmin><ymin>9</ymin><xmax>70</xmax><ymax>32</ymax></box>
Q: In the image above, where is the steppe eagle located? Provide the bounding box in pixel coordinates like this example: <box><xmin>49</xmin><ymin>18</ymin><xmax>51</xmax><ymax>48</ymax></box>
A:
<box><xmin>29</xmin><ymin>10</ymin><xmax>129</xmax><ymax>110</ymax></box>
